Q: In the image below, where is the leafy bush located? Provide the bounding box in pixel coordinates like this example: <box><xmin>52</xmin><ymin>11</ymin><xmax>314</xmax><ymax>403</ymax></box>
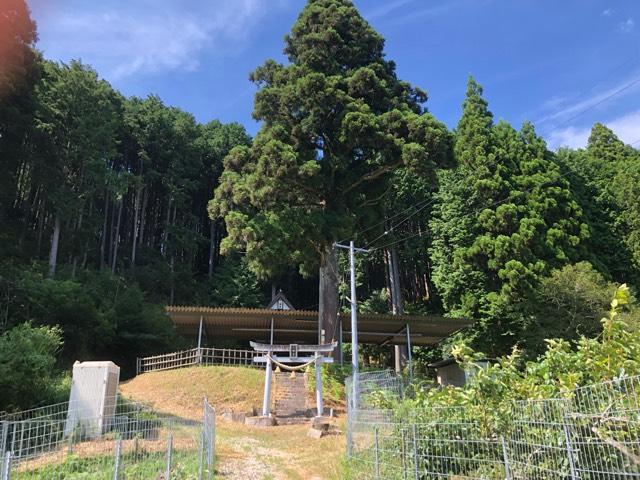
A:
<box><xmin>306</xmin><ymin>363</ymin><xmax>351</xmax><ymax>404</ymax></box>
<box><xmin>0</xmin><ymin>323</ymin><xmax>63</xmax><ymax>411</ymax></box>
<box><xmin>385</xmin><ymin>285</ymin><xmax>640</xmax><ymax>433</ymax></box>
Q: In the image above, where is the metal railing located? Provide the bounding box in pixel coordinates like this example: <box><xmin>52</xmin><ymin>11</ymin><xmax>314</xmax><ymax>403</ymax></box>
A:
<box><xmin>136</xmin><ymin>347</ymin><xmax>261</xmax><ymax>374</ymax></box>
<box><xmin>346</xmin><ymin>371</ymin><xmax>640</xmax><ymax>479</ymax></box>
<box><xmin>0</xmin><ymin>396</ymin><xmax>216</xmax><ymax>479</ymax></box>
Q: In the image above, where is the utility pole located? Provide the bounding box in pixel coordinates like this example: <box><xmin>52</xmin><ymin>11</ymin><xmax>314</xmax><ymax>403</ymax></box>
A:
<box><xmin>335</xmin><ymin>241</ymin><xmax>369</xmax><ymax>409</ymax></box>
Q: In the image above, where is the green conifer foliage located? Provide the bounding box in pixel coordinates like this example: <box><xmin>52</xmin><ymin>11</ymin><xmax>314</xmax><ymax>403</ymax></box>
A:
<box><xmin>210</xmin><ymin>0</ymin><xmax>450</xmax><ymax>343</ymax></box>
<box><xmin>430</xmin><ymin>77</ymin><xmax>587</xmax><ymax>355</ymax></box>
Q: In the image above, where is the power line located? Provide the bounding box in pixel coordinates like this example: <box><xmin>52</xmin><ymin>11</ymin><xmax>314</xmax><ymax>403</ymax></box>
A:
<box><xmin>336</xmin><ymin>195</ymin><xmax>436</xmax><ymax>246</ymax></box>
<box><xmin>536</xmin><ymin>54</ymin><xmax>639</xmax><ymax>128</ymax></box>
<box><xmin>543</xmin><ymin>73</ymin><xmax>640</xmax><ymax>135</ymax></box>
<box><xmin>368</xmin><ymin>146</ymin><xmax>599</xmax><ymax>253</ymax></box>
<box><xmin>364</xmin><ymin>195</ymin><xmax>438</xmax><ymax>248</ymax></box>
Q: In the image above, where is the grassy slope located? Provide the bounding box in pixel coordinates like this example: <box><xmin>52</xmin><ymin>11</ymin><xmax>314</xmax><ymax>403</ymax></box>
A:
<box><xmin>120</xmin><ymin>366</ymin><xmax>264</xmax><ymax>420</ymax></box>
<box><xmin>120</xmin><ymin>366</ymin><xmax>345</xmax><ymax>479</ymax></box>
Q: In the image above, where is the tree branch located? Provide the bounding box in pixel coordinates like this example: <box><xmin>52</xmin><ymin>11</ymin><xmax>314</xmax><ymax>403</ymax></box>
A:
<box><xmin>342</xmin><ymin>161</ymin><xmax>402</xmax><ymax>194</ymax></box>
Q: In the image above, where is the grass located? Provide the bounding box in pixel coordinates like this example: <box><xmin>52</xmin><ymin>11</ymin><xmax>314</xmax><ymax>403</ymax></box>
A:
<box><xmin>120</xmin><ymin>365</ymin><xmax>265</xmax><ymax>420</ymax></box>
<box><xmin>121</xmin><ymin>365</ymin><xmax>347</xmax><ymax>479</ymax></box>
<box><xmin>215</xmin><ymin>420</ymin><xmax>346</xmax><ymax>479</ymax></box>
<box><xmin>16</xmin><ymin>449</ymin><xmax>202</xmax><ymax>479</ymax></box>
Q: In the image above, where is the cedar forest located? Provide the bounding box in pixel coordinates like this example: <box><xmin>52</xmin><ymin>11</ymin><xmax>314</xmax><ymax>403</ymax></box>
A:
<box><xmin>1</xmin><ymin>0</ymin><xmax>639</xmax><ymax>410</ymax></box>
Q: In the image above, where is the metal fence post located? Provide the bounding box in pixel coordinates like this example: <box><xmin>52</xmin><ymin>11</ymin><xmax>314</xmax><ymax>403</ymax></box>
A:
<box><xmin>402</xmin><ymin>426</ymin><xmax>407</xmax><ymax>480</ymax></box>
<box><xmin>165</xmin><ymin>432</ymin><xmax>173</xmax><ymax>480</ymax></box>
<box><xmin>563</xmin><ymin>422</ymin><xmax>579</xmax><ymax>480</ymax></box>
<box><xmin>206</xmin><ymin>404</ymin><xmax>215</xmax><ymax>480</ymax></box>
<box><xmin>198</xmin><ymin>399</ymin><xmax>206</xmax><ymax>480</ymax></box>
<box><xmin>412</xmin><ymin>424</ymin><xmax>419</xmax><ymax>480</ymax></box>
<box><xmin>374</xmin><ymin>426</ymin><xmax>380</xmax><ymax>479</ymax></box>
<box><xmin>346</xmin><ymin>387</ymin><xmax>353</xmax><ymax>457</ymax></box>
<box><xmin>1</xmin><ymin>451</ymin><xmax>11</xmax><ymax>480</ymax></box>
<box><xmin>113</xmin><ymin>438</ymin><xmax>122</xmax><ymax>480</ymax></box>
<box><xmin>501</xmin><ymin>436</ymin><xmax>511</xmax><ymax>480</ymax></box>
<box><xmin>0</xmin><ymin>421</ymin><xmax>8</xmax><ymax>462</ymax></box>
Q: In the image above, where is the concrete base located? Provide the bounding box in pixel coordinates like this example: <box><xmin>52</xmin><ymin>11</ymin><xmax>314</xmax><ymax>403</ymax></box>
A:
<box><xmin>221</xmin><ymin>411</ymin><xmax>247</xmax><ymax>424</ymax></box>
<box><xmin>307</xmin><ymin>427</ymin><xmax>328</xmax><ymax>439</ymax></box>
<box><xmin>275</xmin><ymin>415</ymin><xmax>312</xmax><ymax>426</ymax></box>
<box><xmin>312</xmin><ymin>416</ymin><xmax>331</xmax><ymax>431</ymax></box>
<box><xmin>244</xmin><ymin>415</ymin><xmax>276</xmax><ymax>427</ymax></box>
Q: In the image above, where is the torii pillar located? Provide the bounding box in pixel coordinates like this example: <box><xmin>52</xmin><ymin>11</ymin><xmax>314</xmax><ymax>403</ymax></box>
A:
<box><xmin>251</xmin><ymin>341</ymin><xmax>337</xmax><ymax>417</ymax></box>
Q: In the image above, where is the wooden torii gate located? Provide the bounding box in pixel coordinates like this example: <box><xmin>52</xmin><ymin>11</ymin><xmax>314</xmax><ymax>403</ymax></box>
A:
<box><xmin>250</xmin><ymin>341</ymin><xmax>337</xmax><ymax>417</ymax></box>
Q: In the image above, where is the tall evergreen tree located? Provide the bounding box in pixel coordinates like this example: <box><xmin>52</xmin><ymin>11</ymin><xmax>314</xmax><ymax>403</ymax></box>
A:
<box><xmin>430</xmin><ymin>77</ymin><xmax>587</xmax><ymax>355</ymax></box>
<box><xmin>0</xmin><ymin>0</ymin><xmax>40</xmax><ymax>227</ymax></box>
<box><xmin>210</xmin><ymin>0</ymin><xmax>450</xmax><ymax>345</ymax></box>
<box><xmin>558</xmin><ymin>124</ymin><xmax>640</xmax><ymax>284</ymax></box>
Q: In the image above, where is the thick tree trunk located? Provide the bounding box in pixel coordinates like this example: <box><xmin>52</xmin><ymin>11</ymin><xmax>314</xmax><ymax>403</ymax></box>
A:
<box><xmin>100</xmin><ymin>195</ymin><xmax>109</xmax><ymax>270</ymax></box>
<box><xmin>138</xmin><ymin>187</ymin><xmax>148</xmax><ymax>246</ymax></box>
<box><xmin>169</xmin><ymin>204</ymin><xmax>177</xmax><ymax>303</ymax></box>
<box><xmin>162</xmin><ymin>197</ymin><xmax>172</xmax><ymax>256</ymax></box>
<box><xmin>318</xmin><ymin>245</ymin><xmax>339</xmax><ymax>356</ymax></box>
<box><xmin>388</xmin><ymin>245</ymin><xmax>407</xmax><ymax>373</ymax></box>
<box><xmin>71</xmin><ymin>206</ymin><xmax>85</xmax><ymax>279</ymax></box>
<box><xmin>208</xmin><ymin>220</ymin><xmax>215</xmax><ymax>279</ymax></box>
<box><xmin>36</xmin><ymin>198</ymin><xmax>45</xmax><ymax>254</ymax></box>
<box><xmin>48</xmin><ymin>214</ymin><xmax>61</xmax><ymax>278</ymax></box>
<box><xmin>131</xmin><ymin>185</ymin><xmax>143</xmax><ymax>266</ymax></box>
<box><xmin>111</xmin><ymin>199</ymin><xmax>123</xmax><ymax>273</ymax></box>
<box><xmin>108</xmin><ymin>196</ymin><xmax>116</xmax><ymax>268</ymax></box>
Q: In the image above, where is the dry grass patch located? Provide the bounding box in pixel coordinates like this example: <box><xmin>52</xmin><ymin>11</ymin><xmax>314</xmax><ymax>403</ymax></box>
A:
<box><xmin>120</xmin><ymin>366</ymin><xmax>264</xmax><ymax>420</ymax></box>
<box><xmin>216</xmin><ymin>421</ymin><xmax>345</xmax><ymax>480</ymax></box>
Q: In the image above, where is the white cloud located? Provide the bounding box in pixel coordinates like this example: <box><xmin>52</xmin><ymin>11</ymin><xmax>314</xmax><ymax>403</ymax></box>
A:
<box><xmin>602</xmin><ymin>9</ymin><xmax>614</xmax><ymax>17</ymax></box>
<box><xmin>534</xmin><ymin>70</ymin><xmax>640</xmax><ymax>127</ymax></box>
<box><xmin>35</xmin><ymin>0</ymin><xmax>277</xmax><ymax>81</ymax></box>
<box><xmin>619</xmin><ymin>18</ymin><xmax>635</xmax><ymax>33</ymax></box>
<box><xmin>365</xmin><ymin>0</ymin><xmax>416</xmax><ymax>20</ymax></box>
<box><xmin>382</xmin><ymin>0</ymin><xmax>480</xmax><ymax>27</ymax></box>
<box><xmin>546</xmin><ymin>110</ymin><xmax>640</xmax><ymax>150</ymax></box>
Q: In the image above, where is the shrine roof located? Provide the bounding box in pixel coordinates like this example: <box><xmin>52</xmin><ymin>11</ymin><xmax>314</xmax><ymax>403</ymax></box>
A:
<box><xmin>166</xmin><ymin>306</ymin><xmax>471</xmax><ymax>346</ymax></box>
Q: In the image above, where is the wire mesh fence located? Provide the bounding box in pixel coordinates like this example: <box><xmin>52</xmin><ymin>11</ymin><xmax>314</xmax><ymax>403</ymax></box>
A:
<box><xmin>137</xmin><ymin>347</ymin><xmax>261</xmax><ymax>374</ymax></box>
<box><xmin>0</xmin><ymin>395</ymin><xmax>216</xmax><ymax>479</ymax></box>
<box><xmin>346</xmin><ymin>370</ymin><xmax>640</xmax><ymax>479</ymax></box>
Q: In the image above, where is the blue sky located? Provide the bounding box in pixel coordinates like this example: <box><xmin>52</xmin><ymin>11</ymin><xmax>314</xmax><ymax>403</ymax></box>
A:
<box><xmin>29</xmin><ymin>0</ymin><xmax>640</xmax><ymax>150</ymax></box>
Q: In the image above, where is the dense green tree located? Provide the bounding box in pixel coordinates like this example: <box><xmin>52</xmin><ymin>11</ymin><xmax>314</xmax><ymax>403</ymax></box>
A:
<box><xmin>0</xmin><ymin>323</ymin><xmax>62</xmax><ymax>410</ymax></box>
<box><xmin>430</xmin><ymin>77</ymin><xmax>587</xmax><ymax>355</ymax></box>
<box><xmin>210</xmin><ymin>0</ymin><xmax>450</xmax><ymax>345</ymax></box>
<box><xmin>0</xmin><ymin>0</ymin><xmax>40</xmax><ymax>228</ymax></box>
<box><xmin>210</xmin><ymin>254</ymin><xmax>268</xmax><ymax>308</ymax></box>
<box><xmin>557</xmin><ymin>124</ymin><xmax>640</xmax><ymax>284</ymax></box>
<box><xmin>33</xmin><ymin>60</ymin><xmax>122</xmax><ymax>277</ymax></box>
<box><xmin>522</xmin><ymin>262</ymin><xmax>618</xmax><ymax>357</ymax></box>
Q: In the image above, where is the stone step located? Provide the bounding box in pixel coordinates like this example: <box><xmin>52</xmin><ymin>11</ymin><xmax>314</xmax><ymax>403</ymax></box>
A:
<box><xmin>273</xmin><ymin>372</ymin><xmax>309</xmax><ymax>417</ymax></box>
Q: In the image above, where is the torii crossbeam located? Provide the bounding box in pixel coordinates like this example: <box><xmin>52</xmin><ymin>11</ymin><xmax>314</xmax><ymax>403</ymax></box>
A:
<box><xmin>250</xmin><ymin>341</ymin><xmax>337</xmax><ymax>417</ymax></box>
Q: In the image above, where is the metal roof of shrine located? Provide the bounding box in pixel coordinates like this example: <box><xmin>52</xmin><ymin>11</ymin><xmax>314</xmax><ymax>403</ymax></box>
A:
<box><xmin>165</xmin><ymin>306</ymin><xmax>471</xmax><ymax>346</ymax></box>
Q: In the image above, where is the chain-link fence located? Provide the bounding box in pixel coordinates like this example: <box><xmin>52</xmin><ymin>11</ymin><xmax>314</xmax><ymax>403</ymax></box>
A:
<box><xmin>346</xmin><ymin>371</ymin><xmax>640</xmax><ymax>479</ymax></box>
<box><xmin>0</xmin><ymin>396</ymin><xmax>216</xmax><ymax>479</ymax></box>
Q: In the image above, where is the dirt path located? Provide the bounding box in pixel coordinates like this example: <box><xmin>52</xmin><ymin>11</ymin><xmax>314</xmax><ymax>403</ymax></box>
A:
<box><xmin>119</xmin><ymin>367</ymin><xmax>346</xmax><ymax>479</ymax></box>
<box><xmin>214</xmin><ymin>421</ymin><xmax>345</xmax><ymax>480</ymax></box>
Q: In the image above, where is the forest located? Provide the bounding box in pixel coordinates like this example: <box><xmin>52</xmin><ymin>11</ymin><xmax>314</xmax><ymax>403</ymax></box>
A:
<box><xmin>1</xmin><ymin>0</ymin><xmax>639</xmax><ymax>410</ymax></box>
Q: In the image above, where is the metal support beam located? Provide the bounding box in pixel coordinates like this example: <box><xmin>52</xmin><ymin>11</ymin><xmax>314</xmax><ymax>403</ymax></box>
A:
<box><xmin>270</xmin><ymin>318</ymin><xmax>274</xmax><ymax>345</ymax></box>
<box><xmin>315</xmin><ymin>353</ymin><xmax>324</xmax><ymax>416</ymax></box>
<box><xmin>197</xmin><ymin>315</ymin><xmax>204</xmax><ymax>365</ymax></box>
<box><xmin>335</xmin><ymin>241</ymin><xmax>368</xmax><ymax>409</ymax></box>
<box><xmin>262</xmin><ymin>354</ymin><xmax>272</xmax><ymax>416</ymax></box>
<box><xmin>338</xmin><ymin>316</ymin><xmax>343</xmax><ymax>366</ymax></box>
<box><xmin>406</xmin><ymin>324</ymin><xmax>413</xmax><ymax>383</ymax></box>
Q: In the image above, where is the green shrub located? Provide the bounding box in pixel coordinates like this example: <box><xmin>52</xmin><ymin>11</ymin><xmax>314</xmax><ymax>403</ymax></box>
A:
<box><xmin>0</xmin><ymin>322</ymin><xmax>63</xmax><ymax>411</ymax></box>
